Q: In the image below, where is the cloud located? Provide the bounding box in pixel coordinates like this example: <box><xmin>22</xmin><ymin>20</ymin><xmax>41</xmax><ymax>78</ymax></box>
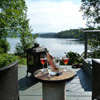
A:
<box><xmin>26</xmin><ymin>0</ymin><xmax>86</xmax><ymax>33</ymax></box>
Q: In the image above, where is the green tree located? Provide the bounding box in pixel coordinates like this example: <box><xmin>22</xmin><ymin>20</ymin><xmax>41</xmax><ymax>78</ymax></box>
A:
<box><xmin>15</xmin><ymin>18</ymin><xmax>37</xmax><ymax>56</ymax></box>
<box><xmin>80</xmin><ymin>0</ymin><xmax>100</xmax><ymax>58</ymax></box>
<box><xmin>87</xmin><ymin>32</ymin><xmax>100</xmax><ymax>58</ymax></box>
<box><xmin>0</xmin><ymin>0</ymin><xmax>22</xmax><ymax>53</ymax></box>
<box><xmin>80</xmin><ymin>0</ymin><xmax>100</xmax><ymax>28</ymax></box>
<box><xmin>54</xmin><ymin>28</ymin><xmax>85</xmax><ymax>40</ymax></box>
<box><xmin>0</xmin><ymin>0</ymin><xmax>24</xmax><ymax>38</ymax></box>
<box><xmin>0</xmin><ymin>0</ymin><xmax>36</xmax><ymax>54</ymax></box>
<box><xmin>14</xmin><ymin>1</ymin><xmax>37</xmax><ymax>56</ymax></box>
<box><xmin>0</xmin><ymin>39</ymin><xmax>10</xmax><ymax>53</ymax></box>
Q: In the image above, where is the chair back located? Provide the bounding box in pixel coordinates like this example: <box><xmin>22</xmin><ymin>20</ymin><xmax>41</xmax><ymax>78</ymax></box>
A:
<box><xmin>0</xmin><ymin>61</ymin><xmax>19</xmax><ymax>100</ymax></box>
<box><xmin>92</xmin><ymin>59</ymin><xmax>100</xmax><ymax>100</ymax></box>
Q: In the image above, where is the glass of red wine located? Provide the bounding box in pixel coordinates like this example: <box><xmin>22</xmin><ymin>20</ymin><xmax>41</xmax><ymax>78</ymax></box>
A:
<box><xmin>40</xmin><ymin>54</ymin><xmax>47</xmax><ymax>72</ymax></box>
<box><xmin>62</xmin><ymin>53</ymin><xmax>69</xmax><ymax>71</ymax></box>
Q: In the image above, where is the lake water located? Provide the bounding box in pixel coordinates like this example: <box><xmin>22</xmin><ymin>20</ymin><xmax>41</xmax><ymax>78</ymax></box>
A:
<box><xmin>7</xmin><ymin>37</ymin><xmax>84</xmax><ymax>57</ymax></box>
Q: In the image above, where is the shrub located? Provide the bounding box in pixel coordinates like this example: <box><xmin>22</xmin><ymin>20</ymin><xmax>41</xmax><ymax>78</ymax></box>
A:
<box><xmin>0</xmin><ymin>54</ymin><xmax>18</xmax><ymax>68</ymax></box>
<box><xmin>67</xmin><ymin>51</ymin><xmax>82</xmax><ymax>65</ymax></box>
<box><xmin>18</xmin><ymin>57</ymin><xmax>27</xmax><ymax>65</ymax></box>
<box><xmin>60</xmin><ymin>51</ymin><xmax>83</xmax><ymax>65</ymax></box>
<box><xmin>0</xmin><ymin>39</ymin><xmax>10</xmax><ymax>53</ymax></box>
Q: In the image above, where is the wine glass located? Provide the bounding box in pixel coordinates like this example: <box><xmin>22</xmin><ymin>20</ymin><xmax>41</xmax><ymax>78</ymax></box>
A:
<box><xmin>40</xmin><ymin>54</ymin><xmax>47</xmax><ymax>72</ymax></box>
<box><xmin>62</xmin><ymin>53</ymin><xmax>69</xmax><ymax>71</ymax></box>
<box><xmin>54</xmin><ymin>57</ymin><xmax>60</xmax><ymax>68</ymax></box>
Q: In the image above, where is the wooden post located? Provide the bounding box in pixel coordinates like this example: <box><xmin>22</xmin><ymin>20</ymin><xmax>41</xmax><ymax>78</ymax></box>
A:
<box><xmin>83</xmin><ymin>30</ymin><xmax>100</xmax><ymax>59</ymax></box>
<box><xmin>84</xmin><ymin>32</ymin><xmax>88</xmax><ymax>59</ymax></box>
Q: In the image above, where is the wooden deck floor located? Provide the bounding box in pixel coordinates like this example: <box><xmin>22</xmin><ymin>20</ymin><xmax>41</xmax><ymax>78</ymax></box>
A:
<box><xmin>18</xmin><ymin>65</ymin><xmax>92</xmax><ymax>100</ymax></box>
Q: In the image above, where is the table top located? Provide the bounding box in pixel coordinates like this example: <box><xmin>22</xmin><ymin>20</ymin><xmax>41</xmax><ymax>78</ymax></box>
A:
<box><xmin>34</xmin><ymin>68</ymin><xmax>75</xmax><ymax>83</ymax></box>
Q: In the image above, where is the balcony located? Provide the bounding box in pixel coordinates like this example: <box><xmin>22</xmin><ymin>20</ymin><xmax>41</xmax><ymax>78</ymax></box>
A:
<box><xmin>18</xmin><ymin>65</ymin><xmax>92</xmax><ymax>100</ymax></box>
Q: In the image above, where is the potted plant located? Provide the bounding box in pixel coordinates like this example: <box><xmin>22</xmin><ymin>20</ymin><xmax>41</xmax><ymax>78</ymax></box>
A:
<box><xmin>0</xmin><ymin>53</ymin><xmax>19</xmax><ymax>100</ymax></box>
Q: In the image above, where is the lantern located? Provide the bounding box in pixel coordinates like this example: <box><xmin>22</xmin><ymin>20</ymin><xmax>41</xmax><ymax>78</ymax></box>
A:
<box><xmin>25</xmin><ymin>43</ymin><xmax>47</xmax><ymax>77</ymax></box>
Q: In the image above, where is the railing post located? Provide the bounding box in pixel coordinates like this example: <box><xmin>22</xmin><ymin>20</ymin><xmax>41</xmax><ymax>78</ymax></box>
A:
<box><xmin>83</xmin><ymin>30</ymin><xmax>100</xmax><ymax>59</ymax></box>
<box><xmin>84</xmin><ymin>32</ymin><xmax>88</xmax><ymax>59</ymax></box>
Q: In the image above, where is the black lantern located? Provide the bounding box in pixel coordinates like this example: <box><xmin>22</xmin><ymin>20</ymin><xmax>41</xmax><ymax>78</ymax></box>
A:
<box><xmin>25</xmin><ymin>43</ymin><xmax>47</xmax><ymax>77</ymax></box>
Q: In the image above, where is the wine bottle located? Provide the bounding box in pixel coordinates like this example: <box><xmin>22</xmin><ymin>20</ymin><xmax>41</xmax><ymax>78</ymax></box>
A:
<box><xmin>45</xmin><ymin>48</ymin><xmax>56</xmax><ymax>68</ymax></box>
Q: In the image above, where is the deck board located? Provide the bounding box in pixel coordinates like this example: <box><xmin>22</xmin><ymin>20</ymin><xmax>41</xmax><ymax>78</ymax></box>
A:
<box><xmin>18</xmin><ymin>65</ymin><xmax>92</xmax><ymax>100</ymax></box>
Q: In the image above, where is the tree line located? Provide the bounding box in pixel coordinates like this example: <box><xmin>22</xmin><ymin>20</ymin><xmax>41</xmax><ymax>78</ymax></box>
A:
<box><xmin>39</xmin><ymin>28</ymin><xmax>85</xmax><ymax>41</ymax></box>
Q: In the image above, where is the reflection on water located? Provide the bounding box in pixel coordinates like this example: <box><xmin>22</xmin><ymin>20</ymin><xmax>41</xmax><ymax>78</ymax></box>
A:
<box><xmin>7</xmin><ymin>37</ymin><xmax>84</xmax><ymax>57</ymax></box>
<box><xmin>7</xmin><ymin>38</ymin><xmax>20</xmax><ymax>54</ymax></box>
<box><xmin>35</xmin><ymin>38</ymin><xmax>84</xmax><ymax>57</ymax></box>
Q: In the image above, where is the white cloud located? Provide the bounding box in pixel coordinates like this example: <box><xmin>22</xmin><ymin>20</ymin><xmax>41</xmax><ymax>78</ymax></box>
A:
<box><xmin>26</xmin><ymin>0</ymin><xmax>86</xmax><ymax>33</ymax></box>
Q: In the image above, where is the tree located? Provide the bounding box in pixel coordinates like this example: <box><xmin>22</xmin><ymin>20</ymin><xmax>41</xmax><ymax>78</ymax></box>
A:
<box><xmin>14</xmin><ymin>1</ymin><xmax>36</xmax><ymax>56</ymax></box>
<box><xmin>0</xmin><ymin>0</ymin><xmax>36</xmax><ymax>54</ymax></box>
<box><xmin>0</xmin><ymin>39</ymin><xmax>10</xmax><ymax>53</ymax></box>
<box><xmin>87</xmin><ymin>32</ymin><xmax>100</xmax><ymax>58</ymax></box>
<box><xmin>0</xmin><ymin>0</ymin><xmax>22</xmax><ymax>53</ymax></box>
<box><xmin>0</xmin><ymin>0</ymin><xmax>24</xmax><ymax>38</ymax></box>
<box><xmin>80</xmin><ymin>0</ymin><xmax>100</xmax><ymax>28</ymax></box>
<box><xmin>80</xmin><ymin>0</ymin><xmax>100</xmax><ymax>58</ymax></box>
<box><xmin>15</xmin><ymin>16</ymin><xmax>37</xmax><ymax>56</ymax></box>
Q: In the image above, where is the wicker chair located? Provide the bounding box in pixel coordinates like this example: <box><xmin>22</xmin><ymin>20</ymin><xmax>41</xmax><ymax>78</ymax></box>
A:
<box><xmin>92</xmin><ymin>59</ymin><xmax>100</xmax><ymax>100</ymax></box>
<box><xmin>0</xmin><ymin>61</ymin><xmax>19</xmax><ymax>100</ymax></box>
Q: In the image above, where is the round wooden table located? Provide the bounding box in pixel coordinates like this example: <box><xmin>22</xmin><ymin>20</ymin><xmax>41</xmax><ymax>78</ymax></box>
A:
<box><xmin>34</xmin><ymin>68</ymin><xmax>75</xmax><ymax>100</ymax></box>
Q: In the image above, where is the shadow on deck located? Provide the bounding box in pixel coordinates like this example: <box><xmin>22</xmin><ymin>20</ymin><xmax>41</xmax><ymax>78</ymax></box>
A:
<box><xmin>18</xmin><ymin>65</ymin><xmax>92</xmax><ymax>100</ymax></box>
<box><xmin>19</xmin><ymin>76</ymin><xmax>38</xmax><ymax>91</ymax></box>
<box><xmin>77</xmin><ymin>69</ymin><xmax>92</xmax><ymax>91</ymax></box>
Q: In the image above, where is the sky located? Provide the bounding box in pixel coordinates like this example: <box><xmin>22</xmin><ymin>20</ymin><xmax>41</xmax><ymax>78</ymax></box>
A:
<box><xmin>25</xmin><ymin>0</ymin><xmax>86</xmax><ymax>33</ymax></box>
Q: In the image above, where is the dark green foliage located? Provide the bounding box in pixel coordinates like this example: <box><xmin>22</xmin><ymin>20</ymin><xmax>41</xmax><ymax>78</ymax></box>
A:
<box><xmin>88</xmin><ymin>50</ymin><xmax>100</xmax><ymax>58</ymax></box>
<box><xmin>17</xmin><ymin>56</ymin><xmax>27</xmax><ymax>65</ymax></box>
<box><xmin>80</xmin><ymin>0</ymin><xmax>100</xmax><ymax>58</ymax></box>
<box><xmin>0</xmin><ymin>54</ymin><xmax>18</xmax><ymax>68</ymax></box>
<box><xmin>60</xmin><ymin>51</ymin><xmax>83</xmax><ymax>65</ymax></box>
<box><xmin>87</xmin><ymin>32</ymin><xmax>100</xmax><ymax>58</ymax></box>
<box><xmin>0</xmin><ymin>0</ymin><xmax>26</xmax><ymax>38</ymax></box>
<box><xmin>15</xmin><ymin>43</ymin><xmax>24</xmax><ymax>56</ymax></box>
<box><xmin>55</xmin><ymin>29</ymin><xmax>77</xmax><ymax>38</ymax></box>
<box><xmin>13</xmin><ymin>0</ymin><xmax>37</xmax><ymax>55</ymax></box>
<box><xmin>0</xmin><ymin>0</ymin><xmax>36</xmax><ymax>55</ymax></box>
<box><xmin>67</xmin><ymin>51</ymin><xmax>82</xmax><ymax>65</ymax></box>
<box><xmin>56</xmin><ymin>28</ymin><xmax>85</xmax><ymax>40</ymax></box>
<box><xmin>0</xmin><ymin>0</ymin><xmax>24</xmax><ymax>53</ymax></box>
<box><xmin>0</xmin><ymin>53</ymin><xmax>27</xmax><ymax>67</ymax></box>
<box><xmin>39</xmin><ymin>33</ymin><xmax>56</xmax><ymax>38</ymax></box>
<box><xmin>39</xmin><ymin>28</ymin><xmax>85</xmax><ymax>41</ymax></box>
<box><xmin>0</xmin><ymin>0</ymin><xmax>36</xmax><ymax>68</ymax></box>
<box><xmin>0</xmin><ymin>39</ymin><xmax>10</xmax><ymax>53</ymax></box>
<box><xmin>80</xmin><ymin>0</ymin><xmax>100</xmax><ymax>28</ymax></box>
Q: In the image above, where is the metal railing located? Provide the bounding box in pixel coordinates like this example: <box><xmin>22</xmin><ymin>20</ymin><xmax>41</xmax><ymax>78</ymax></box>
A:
<box><xmin>83</xmin><ymin>30</ymin><xmax>100</xmax><ymax>59</ymax></box>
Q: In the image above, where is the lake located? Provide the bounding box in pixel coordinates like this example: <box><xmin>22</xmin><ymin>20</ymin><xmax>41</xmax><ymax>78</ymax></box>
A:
<box><xmin>7</xmin><ymin>37</ymin><xmax>84</xmax><ymax>57</ymax></box>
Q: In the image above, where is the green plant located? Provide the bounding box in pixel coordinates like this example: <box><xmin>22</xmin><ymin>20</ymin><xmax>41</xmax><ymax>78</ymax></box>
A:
<box><xmin>68</xmin><ymin>51</ymin><xmax>83</xmax><ymax>65</ymax></box>
<box><xmin>80</xmin><ymin>0</ymin><xmax>100</xmax><ymax>28</ymax></box>
<box><xmin>66</xmin><ymin>51</ymin><xmax>82</xmax><ymax>65</ymax></box>
<box><xmin>60</xmin><ymin>51</ymin><xmax>83</xmax><ymax>65</ymax></box>
<box><xmin>0</xmin><ymin>53</ymin><xmax>18</xmax><ymax>68</ymax></box>
<box><xmin>0</xmin><ymin>0</ymin><xmax>36</xmax><ymax>56</ymax></box>
<box><xmin>18</xmin><ymin>56</ymin><xmax>27</xmax><ymax>65</ymax></box>
<box><xmin>0</xmin><ymin>39</ymin><xmax>10</xmax><ymax>53</ymax></box>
